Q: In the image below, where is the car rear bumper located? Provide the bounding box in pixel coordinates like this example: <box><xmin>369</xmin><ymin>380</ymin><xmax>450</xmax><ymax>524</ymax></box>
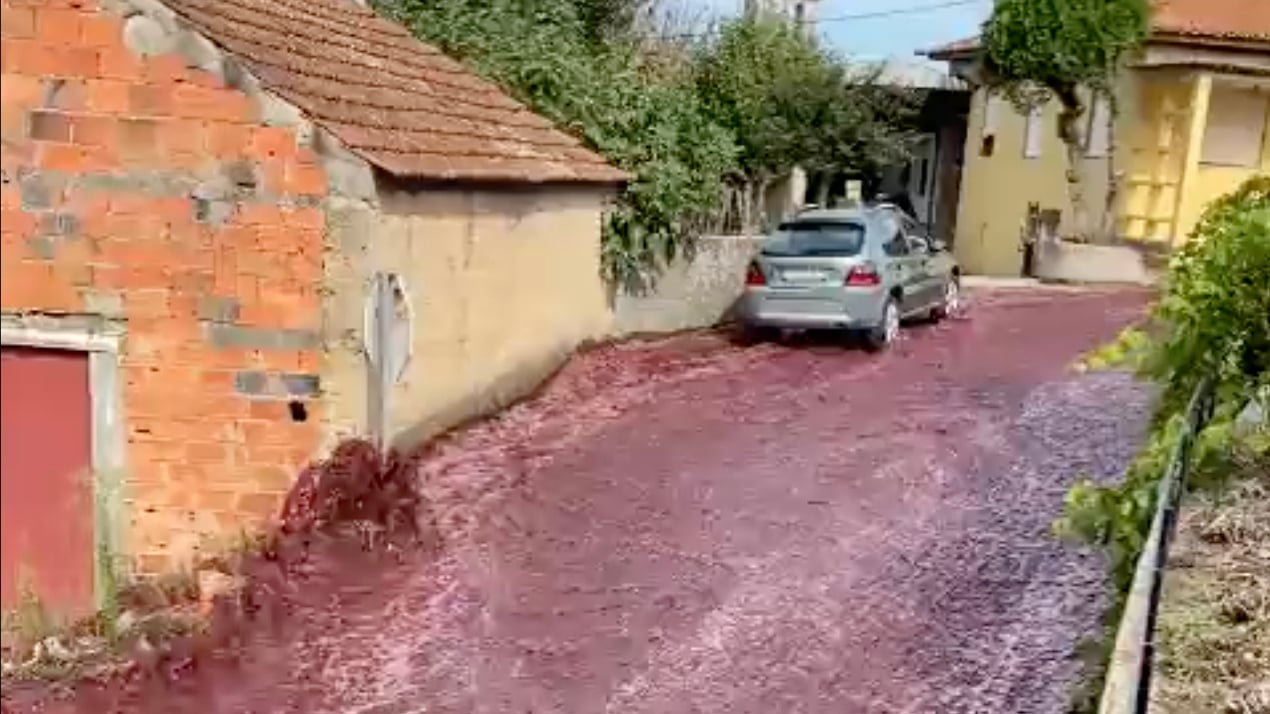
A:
<box><xmin>738</xmin><ymin>288</ymin><xmax>885</xmax><ymax>330</ymax></box>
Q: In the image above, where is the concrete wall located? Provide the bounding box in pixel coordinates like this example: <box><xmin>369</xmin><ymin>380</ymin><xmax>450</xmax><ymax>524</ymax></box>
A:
<box><xmin>321</xmin><ymin>181</ymin><xmax>614</xmax><ymax>449</ymax></box>
<box><xmin>0</xmin><ymin>0</ymin><xmax>325</xmax><ymax>573</ymax></box>
<box><xmin>610</xmin><ymin>235</ymin><xmax>759</xmax><ymax>336</ymax></box>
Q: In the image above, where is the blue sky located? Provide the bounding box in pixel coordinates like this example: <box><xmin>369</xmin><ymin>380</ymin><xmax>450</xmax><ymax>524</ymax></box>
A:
<box><xmin>675</xmin><ymin>0</ymin><xmax>992</xmax><ymax>60</ymax></box>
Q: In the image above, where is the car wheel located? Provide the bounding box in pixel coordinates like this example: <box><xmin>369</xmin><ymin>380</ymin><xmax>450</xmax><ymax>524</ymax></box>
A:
<box><xmin>866</xmin><ymin>298</ymin><xmax>900</xmax><ymax>352</ymax></box>
<box><xmin>932</xmin><ymin>278</ymin><xmax>961</xmax><ymax>321</ymax></box>
<box><xmin>737</xmin><ymin>324</ymin><xmax>778</xmax><ymax>345</ymax></box>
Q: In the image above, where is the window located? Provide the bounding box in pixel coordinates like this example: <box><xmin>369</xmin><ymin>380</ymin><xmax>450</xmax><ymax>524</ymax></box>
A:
<box><xmin>761</xmin><ymin>221</ymin><xmax>865</xmax><ymax>257</ymax></box>
<box><xmin>1201</xmin><ymin>86</ymin><xmax>1269</xmax><ymax>168</ymax></box>
<box><xmin>1023</xmin><ymin>105</ymin><xmax>1044</xmax><ymax>158</ymax></box>
<box><xmin>882</xmin><ymin>220</ymin><xmax>909</xmax><ymax>256</ymax></box>
<box><xmin>1086</xmin><ymin>95</ymin><xmax>1111</xmax><ymax>157</ymax></box>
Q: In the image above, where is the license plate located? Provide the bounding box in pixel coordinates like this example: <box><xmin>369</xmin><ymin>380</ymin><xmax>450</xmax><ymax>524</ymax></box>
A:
<box><xmin>780</xmin><ymin>269</ymin><xmax>823</xmax><ymax>283</ymax></box>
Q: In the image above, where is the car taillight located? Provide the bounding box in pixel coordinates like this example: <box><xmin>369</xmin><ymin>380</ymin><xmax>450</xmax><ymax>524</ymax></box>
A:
<box><xmin>745</xmin><ymin>262</ymin><xmax>766</xmax><ymax>286</ymax></box>
<box><xmin>845</xmin><ymin>263</ymin><xmax>881</xmax><ymax>286</ymax></box>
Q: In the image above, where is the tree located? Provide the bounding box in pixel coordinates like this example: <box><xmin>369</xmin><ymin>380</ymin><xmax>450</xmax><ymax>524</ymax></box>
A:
<box><xmin>694</xmin><ymin>18</ymin><xmax>824</xmax><ymax>229</ymax></box>
<box><xmin>982</xmin><ymin>0</ymin><xmax>1149</xmax><ymax>241</ymax></box>
<box><xmin>694</xmin><ymin>19</ymin><xmax>914</xmax><ymax>230</ymax></box>
<box><xmin>380</xmin><ymin>0</ymin><xmax>737</xmax><ymax>291</ymax></box>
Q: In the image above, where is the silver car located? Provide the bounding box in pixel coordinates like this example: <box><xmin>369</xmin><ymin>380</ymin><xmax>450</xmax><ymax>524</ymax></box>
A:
<box><xmin>738</xmin><ymin>205</ymin><xmax>961</xmax><ymax>350</ymax></box>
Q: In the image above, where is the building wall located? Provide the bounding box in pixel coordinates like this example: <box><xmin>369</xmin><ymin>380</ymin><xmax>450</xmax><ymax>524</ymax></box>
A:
<box><xmin>952</xmin><ymin>63</ymin><xmax>1268</xmax><ymax>275</ymax></box>
<box><xmin>321</xmin><ymin>182</ymin><xmax>613</xmax><ymax>449</ymax></box>
<box><xmin>951</xmin><ymin>88</ymin><xmax>1072</xmax><ymax>276</ymax></box>
<box><xmin>1181</xmin><ymin>81</ymin><xmax>1270</xmax><ymax>239</ymax></box>
<box><xmin>0</xmin><ymin>0</ymin><xmax>326</xmax><ymax>573</ymax></box>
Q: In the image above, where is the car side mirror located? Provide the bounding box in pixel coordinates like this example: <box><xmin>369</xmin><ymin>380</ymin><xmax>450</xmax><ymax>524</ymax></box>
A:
<box><xmin>929</xmin><ymin>239</ymin><xmax>948</xmax><ymax>253</ymax></box>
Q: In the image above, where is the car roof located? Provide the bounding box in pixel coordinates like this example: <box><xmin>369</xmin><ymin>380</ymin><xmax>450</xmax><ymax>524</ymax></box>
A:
<box><xmin>786</xmin><ymin>205</ymin><xmax>905</xmax><ymax>231</ymax></box>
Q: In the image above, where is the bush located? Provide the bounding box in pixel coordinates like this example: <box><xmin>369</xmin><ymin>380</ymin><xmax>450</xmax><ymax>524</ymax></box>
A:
<box><xmin>1058</xmin><ymin>175</ymin><xmax>1270</xmax><ymax>590</ymax></box>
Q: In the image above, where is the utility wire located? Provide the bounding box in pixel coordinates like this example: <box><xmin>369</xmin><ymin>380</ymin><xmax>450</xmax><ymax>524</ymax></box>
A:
<box><xmin>662</xmin><ymin>0</ymin><xmax>987</xmax><ymax>39</ymax></box>
<box><xmin>816</xmin><ymin>0</ymin><xmax>985</xmax><ymax>25</ymax></box>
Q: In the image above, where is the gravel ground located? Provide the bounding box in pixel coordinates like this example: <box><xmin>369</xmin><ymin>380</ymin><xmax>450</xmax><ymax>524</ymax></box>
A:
<box><xmin>6</xmin><ymin>287</ymin><xmax>1154</xmax><ymax>714</ymax></box>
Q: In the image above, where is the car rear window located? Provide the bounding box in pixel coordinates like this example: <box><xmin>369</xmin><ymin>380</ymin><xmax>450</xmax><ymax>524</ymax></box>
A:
<box><xmin>761</xmin><ymin>222</ymin><xmax>865</xmax><ymax>257</ymax></box>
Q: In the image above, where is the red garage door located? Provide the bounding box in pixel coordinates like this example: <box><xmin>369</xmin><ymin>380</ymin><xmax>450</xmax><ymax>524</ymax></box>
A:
<box><xmin>0</xmin><ymin>346</ymin><xmax>96</xmax><ymax>615</ymax></box>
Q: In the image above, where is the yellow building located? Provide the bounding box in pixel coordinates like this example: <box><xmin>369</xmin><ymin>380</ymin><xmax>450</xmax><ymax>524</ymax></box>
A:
<box><xmin>927</xmin><ymin>0</ymin><xmax>1270</xmax><ymax>277</ymax></box>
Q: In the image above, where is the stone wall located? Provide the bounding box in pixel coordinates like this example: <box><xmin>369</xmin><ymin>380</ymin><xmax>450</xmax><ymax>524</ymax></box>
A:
<box><xmin>611</xmin><ymin>235</ymin><xmax>759</xmax><ymax>337</ymax></box>
<box><xmin>0</xmin><ymin>0</ymin><xmax>325</xmax><ymax>572</ymax></box>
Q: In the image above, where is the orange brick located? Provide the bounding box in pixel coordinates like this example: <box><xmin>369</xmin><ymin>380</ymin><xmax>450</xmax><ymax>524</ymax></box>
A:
<box><xmin>129</xmin><ymin>85</ymin><xmax>171</xmax><ymax>116</ymax></box>
<box><xmin>33</xmin><ymin>8</ymin><xmax>81</xmax><ymax>45</ymax></box>
<box><xmin>0</xmin><ymin>207</ymin><xmax>39</xmax><ymax>236</ymax></box>
<box><xmin>80</xmin><ymin>14</ymin><xmax>121</xmax><ymax>48</ymax></box>
<box><xmin>236</xmin><ymin>492</ymin><xmax>282</xmax><ymax>521</ymax></box>
<box><xmin>159</xmin><ymin>118</ymin><xmax>205</xmax><ymax>155</ymax></box>
<box><xmin>237</xmin><ymin>204</ymin><xmax>284</xmax><ymax>226</ymax></box>
<box><xmin>248</xmin><ymin>126</ymin><xmax>296</xmax><ymax>160</ymax></box>
<box><xmin>118</xmin><ymin>116</ymin><xmax>160</xmax><ymax>161</ymax></box>
<box><xmin>84</xmin><ymin>79</ymin><xmax>129</xmax><ymax>113</ymax></box>
<box><xmin>0</xmin><ymin>6</ymin><xmax>36</xmax><ymax>39</ymax></box>
<box><xmin>172</xmin><ymin>84</ymin><xmax>250</xmax><ymax>122</ymax></box>
<box><xmin>207</xmin><ymin>123</ymin><xmax>250</xmax><ymax>157</ymax></box>
<box><xmin>70</xmin><ymin>113</ymin><xmax>115</xmax><ymax>146</ymax></box>
<box><xmin>0</xmin><ymin>73</ymin><xmax>42</xmax><ymax>110</ymax></box>
<box><xmin>9</xmin><ymin>39</ymin><xmax>100</xmax><ymax>77</ymax></box>
<box><xmin>38</xmin><ymin>142</ymin><xmax>93</xmax><ymax>171</ymax></box>
<box><xmin>144</xmin><ymin>53</ymin><xmax>187</xmax><ymax>84</ymax></box>
<box><xmin>283</xmin><ymin>161</ymin><xmax>325</xmax><ymax>196</ymax></box>
<box><xmin>97</xmin><ymin>44</ymin><xmax>143</xmax><ymax>80</ymax></box>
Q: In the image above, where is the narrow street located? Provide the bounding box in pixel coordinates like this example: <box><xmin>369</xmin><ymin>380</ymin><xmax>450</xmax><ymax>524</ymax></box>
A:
<box><xmin>36</xmin><ymin>287</ymin><xmax>1151</xmax><ymax>714</ymax></box>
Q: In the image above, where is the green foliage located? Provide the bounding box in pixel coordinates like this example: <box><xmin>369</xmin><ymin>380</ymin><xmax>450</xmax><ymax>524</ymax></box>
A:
<box><xmin>380</xmin><ymin>0</ymin><xmax>737</xmax><ymax>289</ymax></box>
<box><xmin>693</xmin><ymin>19</ymin><xmax>826</xmax><ymax>181</ymax></box>
<box><xmin>380</xmin><ymin>2</ymin><xmax>914</xmax><ymax>282</ymax></box>
<box><xmin>694</xmin><ymin>18</ymin><xmax>915</xmax><ymax>184</ymax></box>
<box><xmin>983</xmin><ymin>0</ymin><xmax>1150</xmax><ymax>98</ymax></box>
<box><xmin>1058</xmin><ymin>175</ymin><xmax>1270</xmax><ymax>594</ymax></box>
<box><xmin>1141</xmin><ymin>176</ymin><xmax>1270</xmax><ymax>420</ymax></box>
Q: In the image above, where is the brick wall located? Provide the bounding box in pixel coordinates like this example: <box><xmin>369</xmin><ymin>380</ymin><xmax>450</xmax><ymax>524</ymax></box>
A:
<box><xmin>1</xmin><ymin>0</ymin><xmax>328</xmax><ymax>572</ymax></box>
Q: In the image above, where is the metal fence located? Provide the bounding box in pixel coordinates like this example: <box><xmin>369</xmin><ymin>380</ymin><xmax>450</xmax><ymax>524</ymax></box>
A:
<box><xmin>1099</xmin><ymin>376</ymin><xmax>1216</xmax><ymax>714</ymax></box>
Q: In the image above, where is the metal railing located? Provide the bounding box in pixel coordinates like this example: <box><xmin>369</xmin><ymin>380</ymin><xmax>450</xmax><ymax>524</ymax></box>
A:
<box><xmin>1099</xmin><ymin>376</ymin><xmax>1216</xmax><ymax>714</ymax></box>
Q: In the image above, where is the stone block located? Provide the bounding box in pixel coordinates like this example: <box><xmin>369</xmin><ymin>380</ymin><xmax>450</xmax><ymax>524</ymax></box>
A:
<box><xmin>280</xmin><ymin>373</ymin><xmax>320</xmax><ymax>397</ymax></box>
<box><xmin>197</xmin><ymin>295</ymin><xmax>240</xmax><ymax>323</ymax></box>
<box><xmin>205</xmin><ymin>324</ymin><xmax>320</xmax><ymax>350</ymax></box>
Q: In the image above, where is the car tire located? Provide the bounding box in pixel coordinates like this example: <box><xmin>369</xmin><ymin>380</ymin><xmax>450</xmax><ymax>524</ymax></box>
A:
<box><xmin>737</xmin><ymin>324</ymin><xmax>778</xmax><ymax>345</ymax></box>
<box><xmin>931</xmin><ymin>277</ymin><xmax>961</xmax><ymax>321</ymax></box>
<box><xmin>865</xmin><ymin>297</ymin><xmax>900</xmax><ymax>352</ymax></box>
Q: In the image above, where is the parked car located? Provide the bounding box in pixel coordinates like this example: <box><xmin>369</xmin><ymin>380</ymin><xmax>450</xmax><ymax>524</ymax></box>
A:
<box><xmin>738</xmin><ymin>205</ymin><xmax>961</xmax><ymax>350</ymax></box>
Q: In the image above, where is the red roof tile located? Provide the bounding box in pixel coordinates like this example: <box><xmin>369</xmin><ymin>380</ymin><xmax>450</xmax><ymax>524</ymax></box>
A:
<box><xmin>162</xmin><ymin>0</ymin><xmax>626</xmax><ymax>184</ymax></box>
<box><xmin>1153</xmin><ymin>0</ymin><xmax>1270</xmax><ymax>42</ymax></box>
<box><xmin>923</xmin><ymin>0</ymin><xmax>1270</xmax><ymax>59</ymax></box>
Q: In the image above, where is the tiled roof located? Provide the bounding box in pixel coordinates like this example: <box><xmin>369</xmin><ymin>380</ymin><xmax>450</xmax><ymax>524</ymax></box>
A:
<box><xmin>162</xmin><ymin>0</ymin><xmax>626</xmax><ymax>184</ymax></box>
<box><xmin>923</xmin><ymin>0</ymin><xmax>1270</xmax><ymax>59</ymax></box>
<box><xmin>1153</xmin><ymin>0</ymin><xmax>1270</xmax><ymax>42</ymax></box>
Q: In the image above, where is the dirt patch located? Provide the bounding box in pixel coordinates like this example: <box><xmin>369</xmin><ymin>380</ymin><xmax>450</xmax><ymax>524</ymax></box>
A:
<box><xmin>1153</xmin><ymin>450</ymin><xmax>1270</xmax><ymax>713</ymax></box>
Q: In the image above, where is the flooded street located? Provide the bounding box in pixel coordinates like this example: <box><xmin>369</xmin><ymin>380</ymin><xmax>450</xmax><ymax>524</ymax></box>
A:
<box><xmin>10</xmin><ymin>288</ymin><xmax>1153</xmax><ymax>714</ymax></box>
